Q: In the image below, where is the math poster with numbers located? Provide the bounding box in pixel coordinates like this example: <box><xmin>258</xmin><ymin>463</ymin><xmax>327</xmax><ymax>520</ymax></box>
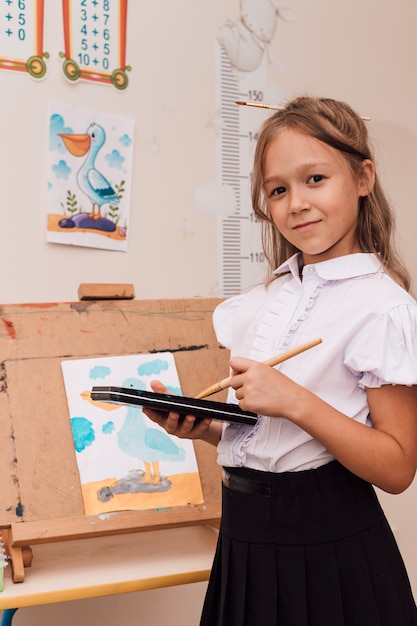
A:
<box><xmin>61</xmin><ymin>0</ymin><xmax>130</xmax><ymax>90</ymax></box>
<box><xmin>0</xmin><ymin>0</ymin><xmax>48</xmax><ymax>78</ymax></box>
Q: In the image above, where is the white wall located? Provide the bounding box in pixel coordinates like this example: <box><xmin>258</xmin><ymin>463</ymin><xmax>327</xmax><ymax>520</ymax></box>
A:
<box><xmin>1</xmin><ymin>0</ymin><xmax>417</xmax><ymax>624</ymax></box>
<box><xmin>2</xmin><ymin>0</ymin><xmax>417</xmax><ymax>305</ymax></box>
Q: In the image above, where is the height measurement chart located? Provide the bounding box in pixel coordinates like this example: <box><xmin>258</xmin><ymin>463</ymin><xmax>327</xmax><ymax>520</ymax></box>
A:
<box><xmin>61</xmin><ymin>0</ymin><xmax>130</xmax><ymax>90</ymax></box>
<box><xmin>0</xmin><ymin>0</ymin><xmax>47</xmax><ymax>78</ymax></box>
<box><xmin>216</xmin><ymin>45</ymin><xmax>269</xmax><ymax>296</ymax></box>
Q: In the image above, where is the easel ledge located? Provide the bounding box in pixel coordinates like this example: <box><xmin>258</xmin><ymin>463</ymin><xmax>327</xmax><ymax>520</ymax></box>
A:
<box><xmin>9</xmin><ymin>494</ymin><xmax>221</xmax><ymax>546</ymax></box>
<box><xmin>0</xmin><ymin>293</ymin><xmax>227</xmax><ymax>583</ymax></box>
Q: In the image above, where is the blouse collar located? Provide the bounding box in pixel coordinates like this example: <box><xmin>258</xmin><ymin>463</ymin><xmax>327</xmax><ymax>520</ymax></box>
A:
<box><xmin>274</xmin><ymin>252</ymin><xmax>384</xmax><ymax>281</ymax></box>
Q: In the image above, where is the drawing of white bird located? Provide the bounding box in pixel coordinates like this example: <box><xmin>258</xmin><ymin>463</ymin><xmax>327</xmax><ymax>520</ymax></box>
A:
<box><xmin>83</xmin><ymin>377</ymin><xmax>186</xmax><ymax>494</ymax></box>
<box><xmin>59</xmin><ymin>123</ymin><xmax>119</xmax><ymax>220</ymax></box>
<box><xmin>116</xmin><ymin>377</ymin><xmax>186</xmax><ymax>486</ymax></box>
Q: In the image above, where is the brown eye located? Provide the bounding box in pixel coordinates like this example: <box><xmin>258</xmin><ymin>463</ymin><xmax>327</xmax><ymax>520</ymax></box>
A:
<box><xmin>271</xmin><ymin>186</ymin><xmax>286</xmax><ymax>196</ymax></box>
<box><xmin>308</xmin><ymin>175</ymin><xmax>324</xmax><ymax>184</ymax></box>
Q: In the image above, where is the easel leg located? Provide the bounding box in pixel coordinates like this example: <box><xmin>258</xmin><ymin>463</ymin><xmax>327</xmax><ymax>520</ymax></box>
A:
<box><xmin>0</xmin><ymin>530</ymin><xmax>32</xmax><ymax>583</ymax></box>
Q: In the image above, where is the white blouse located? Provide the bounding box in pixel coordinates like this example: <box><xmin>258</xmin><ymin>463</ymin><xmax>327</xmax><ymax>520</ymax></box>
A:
<box><xmin>213</xmin><ymin>253</ymin><xmax>417</xmax><ymax>472</ymax></box>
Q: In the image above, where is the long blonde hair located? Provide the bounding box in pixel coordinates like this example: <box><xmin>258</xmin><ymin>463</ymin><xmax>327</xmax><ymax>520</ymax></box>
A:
<box><xmin>251</xmin><ymin>96</ymin><xmax>411</xmax><ymax>291</ymax></box>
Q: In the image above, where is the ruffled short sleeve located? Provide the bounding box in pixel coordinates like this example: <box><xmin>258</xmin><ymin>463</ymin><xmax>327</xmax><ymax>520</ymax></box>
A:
<box><xmin>344</xmin><ymin>303</ymin><xmax>417</xmax><ymax>388</ymax></box>
<box><xmin>213</xmin><ymin>282</ymin><xmax>277</xmax><ymax>352</ymax></box>
<box><xmin>213</xmin><ymin>294</ymin><xmax>246</xmax><ymax>349</ymax></box>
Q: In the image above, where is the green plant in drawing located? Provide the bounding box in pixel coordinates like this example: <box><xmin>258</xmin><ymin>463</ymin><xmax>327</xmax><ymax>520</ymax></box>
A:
<box><xmin>61</xmin><ymin>190</ymin><xmax>82</xmax><ymax>216</ymax></box>
<box><xmin>106</xmin><ymin>180</ymin><xmax>126</xmax><ymax>225</ymax></box>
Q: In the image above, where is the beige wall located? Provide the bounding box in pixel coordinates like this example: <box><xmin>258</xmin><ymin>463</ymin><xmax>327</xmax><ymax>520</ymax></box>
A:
<box><xmin>2</xmin><ymin>0</ymin><xmax>417</xmax><ymax>304</ymax></box>
<box><xmin>0</xmin><ymin>583</ymin><xmax>208</xmax><ymax>625</ymax></box>
<box><xmin>1</xmin><ymin>0</ymin><xmax>417</xmax><ymax>623</ymax></box>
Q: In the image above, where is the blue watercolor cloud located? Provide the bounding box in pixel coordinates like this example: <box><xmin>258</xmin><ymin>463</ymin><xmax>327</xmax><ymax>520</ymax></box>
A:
<box><xmin>71</xmin><ymin>417</ymin><xmax>95</xmax><ymax>452</ymax></box>
<box><xmin>105</xmin><ymin>149</ymin><xmax>125</xmax><ymax>169</ymax></box>
<box><xmin>102</xmin><ymin>421</ymin><xmax>115</xmax><ymax>435</ymax></box>
<box><xmin>89</xmin><ymin>365</ymin><xmax>111</xmax><ymax>380</ymax></box>
<box><xmin>137</xmin><ymin>359</ymin><xmax>169</xmax><ymax>376</ymax></box>
<box><xmin>52</xmin><ymin>159</ymin><xmax>72</xmax><ymax>180</ymax></box>
<box><xmin>119</xmin><ymin>134</ymin><xmax>132</xmax><ymax>147</ymax></box>
<box><xmin>50</xmin><ymin>114</ymin><xmax>73</xmax><ymax>153</ymax></box>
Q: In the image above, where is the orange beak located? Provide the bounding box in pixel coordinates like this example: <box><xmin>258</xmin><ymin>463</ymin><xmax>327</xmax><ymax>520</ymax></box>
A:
<box><xmin>59</xmin><ymin>133</ymin><xmax>91</xmax><ymax>157</ymax></box>
<box><xmin>80</xmin><ymin>390</ymin><xmax>121</xmax><ymax>412</ymax></box>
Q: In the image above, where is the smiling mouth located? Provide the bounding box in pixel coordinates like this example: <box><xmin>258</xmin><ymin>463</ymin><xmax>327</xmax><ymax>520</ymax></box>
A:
<box><xmin>293</xmin><ymin>220</ymin><xmax>321</xmax><ymax>231</ymax></box>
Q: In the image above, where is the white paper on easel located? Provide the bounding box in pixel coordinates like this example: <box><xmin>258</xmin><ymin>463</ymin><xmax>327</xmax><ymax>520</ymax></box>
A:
<box><xmin>61</xmin><ymin>352</ymin><xmax>203</xmax><ymax>516</ymax></box>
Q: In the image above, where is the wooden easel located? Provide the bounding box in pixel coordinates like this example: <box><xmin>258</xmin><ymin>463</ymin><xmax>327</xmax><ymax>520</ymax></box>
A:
<box><xmin>0</xmin><ymin>287</ymin><xmax>227</xmax><ymax>582</ymax></box>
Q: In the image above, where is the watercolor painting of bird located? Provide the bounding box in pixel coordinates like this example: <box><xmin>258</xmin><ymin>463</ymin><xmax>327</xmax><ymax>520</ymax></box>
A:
<box><xmin>64</xmin><ymin>352</ymin><xmax>205</xmax><ymax>515</ymax></box>
<box><xmin>58</xmin><ymin>123</ymin><xmax>119</xmax><ymax>231</ymax></box>
<box><xmin>83</xmin><ymin>377</ymin><xmax>186</xmax><ymax>498</ymax></box>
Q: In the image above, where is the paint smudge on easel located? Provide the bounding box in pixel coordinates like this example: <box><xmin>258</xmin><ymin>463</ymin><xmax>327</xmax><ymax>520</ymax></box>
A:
<box><xmin>1</xmin><ymin>319</ymin><xmax>16</xmax><ymax>339</ymax></box>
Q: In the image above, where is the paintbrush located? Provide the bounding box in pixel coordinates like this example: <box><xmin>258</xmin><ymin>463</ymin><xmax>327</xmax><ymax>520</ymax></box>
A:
<box><xmin>194</xmin><ymin>338</ymin><xmax>322</xmax><ymax>400</ymax></box>
<box><xmin>235</xmin><ymin>100</ymin><xmax>371</xmax><ymax>121</ymax></box>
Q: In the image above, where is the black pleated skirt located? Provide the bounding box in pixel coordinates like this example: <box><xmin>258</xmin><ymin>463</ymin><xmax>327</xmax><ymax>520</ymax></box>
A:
<box><xmin>200</xmin><ymin>461</ymin><xmax>417</xmax><ymax>626</ymax></box>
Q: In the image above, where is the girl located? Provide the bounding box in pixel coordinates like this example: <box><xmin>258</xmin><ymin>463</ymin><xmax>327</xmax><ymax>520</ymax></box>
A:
<box><xmin>145</xmin><ymin>96</ymin><xmax>417</xmax><ymax>625</ymax></box>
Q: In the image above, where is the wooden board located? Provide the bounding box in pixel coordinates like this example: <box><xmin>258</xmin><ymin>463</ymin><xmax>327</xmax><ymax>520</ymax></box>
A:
<box><xmin>77</xmin><ymin>283</ymin><xmax>135</xmax><ymax>300</ymax></box>
<box><xmin>0</xmin><ymin>298</ymin><xmax>227</xmax><ymax>548</ymax></box>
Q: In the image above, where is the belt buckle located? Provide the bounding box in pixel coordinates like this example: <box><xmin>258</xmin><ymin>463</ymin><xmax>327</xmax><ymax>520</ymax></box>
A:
<box><xmin>222</xmin><ymin>469</ymin><xmax>231</xmax><ymax>488</ymax></box>
<box><xmin>222</xmin><ymin>469</ymin><xmax>271</xmax><ymax>497</ymax></box>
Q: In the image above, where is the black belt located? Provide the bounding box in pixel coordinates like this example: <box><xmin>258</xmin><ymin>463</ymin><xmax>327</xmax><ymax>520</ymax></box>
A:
<box><xmin>222</xmin><ymin>469</ymin><xmax>272</xmax><ymax>497</ymax></box>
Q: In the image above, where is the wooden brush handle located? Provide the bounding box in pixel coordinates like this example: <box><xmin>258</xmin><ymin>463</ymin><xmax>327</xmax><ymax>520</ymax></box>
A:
<box><xmin>195</xmin><ymin>338</ymin><xmax>322</xmax><ymax>399</ymax></box>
